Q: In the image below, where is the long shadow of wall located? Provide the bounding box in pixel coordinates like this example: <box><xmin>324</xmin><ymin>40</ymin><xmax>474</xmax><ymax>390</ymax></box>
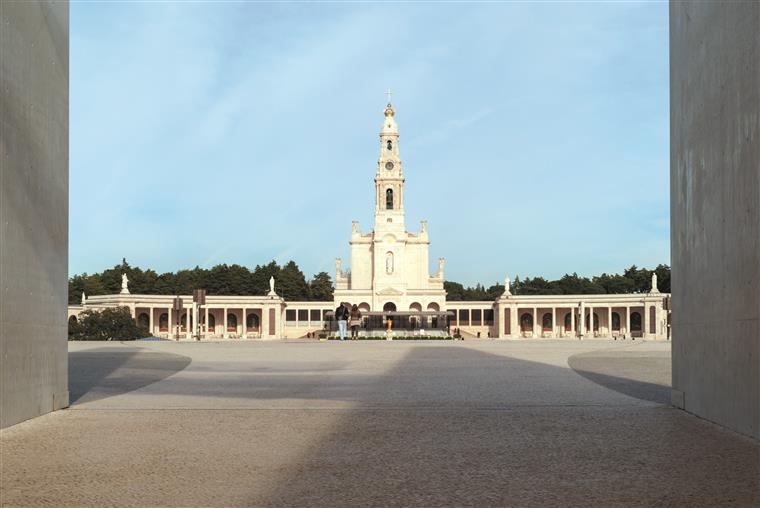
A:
<box><xmin>69</xmin><ymin>347</ymin><xmax>191</xmax><ymax>405</ymax></box>
<box><xmin>248</xmin><ymin>345</ymin><xmax>756</xmax><ymax>506</ymax></box>
<box><xmin>568</xmin><ymin>347</ymin><xmax>671</xmax><ymax>404</ymax></box>
<box><xmin>124</xmin><ymin>344</ymin><xmax>666</xmax><ymax>408</ymax></box>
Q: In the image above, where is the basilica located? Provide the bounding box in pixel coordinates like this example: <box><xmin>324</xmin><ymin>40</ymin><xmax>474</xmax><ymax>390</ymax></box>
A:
<box><xmin>333</xmin><ymin>100</ymin><xmax>446</xmax><ymax>314</ymax></box>
<box><xmin>69</xmin><ymin>98</ymin><xmax>670</xmax><ymax>340</ymax></box>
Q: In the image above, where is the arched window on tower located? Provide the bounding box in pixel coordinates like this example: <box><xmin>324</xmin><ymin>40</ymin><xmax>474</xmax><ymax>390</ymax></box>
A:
<box><xmin>387</xmin><ymin>140</ymin><xmax>392</xmax><ymax>151</ymax></box>
<box><xmin>386</xmin><ymin>188</ymin><xmax>393</xmax><ymax>210</ymax></box>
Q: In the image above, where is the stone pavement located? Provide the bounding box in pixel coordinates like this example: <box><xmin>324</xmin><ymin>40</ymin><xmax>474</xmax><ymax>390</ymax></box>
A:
<box><xmin>1</xmin><ymin>340</ymin><xmax>758</xmax><ymax>506</ymax></box>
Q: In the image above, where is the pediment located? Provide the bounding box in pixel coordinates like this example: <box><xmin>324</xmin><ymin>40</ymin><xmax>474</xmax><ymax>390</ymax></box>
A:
<box><xmin>376</xmin><ymin>287</ymin><xmax>403</xmax><ymax>296</ymax></box>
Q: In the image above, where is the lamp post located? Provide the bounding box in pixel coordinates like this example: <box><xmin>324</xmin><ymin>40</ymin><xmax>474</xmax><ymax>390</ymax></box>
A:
<box><xmin>172</xmin><ymin>296</ymin><xmax>183</xmax><ymax>341</ymax></box>
<box><xmin>192</xmin><ymin>289</ymin><xmax>206</xmax><ymax>340</ymax></box>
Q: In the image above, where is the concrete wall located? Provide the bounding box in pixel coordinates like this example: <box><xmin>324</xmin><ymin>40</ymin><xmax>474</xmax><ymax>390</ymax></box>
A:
<box><xmin>670</xmin><ymin>1</ymin><xmax>759</xmax><ymax>440</ymax></box>
<box><xmin>0</xmin><ymin>1</ymin><xmax>69</xmax><ymax>428</ymax></box>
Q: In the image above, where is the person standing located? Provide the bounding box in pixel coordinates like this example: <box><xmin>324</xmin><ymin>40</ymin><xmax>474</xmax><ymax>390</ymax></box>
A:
<box><xmin>349</xmin><ymin>304</ymin><xmax>362</xmax><ymax>340</ymax></box>
<box><xmin>335</xmin><ymin>303</ymin><xmax>349</xmax><ymax>341</ymax></box>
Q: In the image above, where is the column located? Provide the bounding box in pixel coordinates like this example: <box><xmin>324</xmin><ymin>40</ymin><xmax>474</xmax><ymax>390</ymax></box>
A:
<box><xmin>626</xmin><ymin>306</ymin><xmax>631</xmax><ymax>338</ymax></box>
<box><xmin>510</xmin><ymin>306</ymin><xmax>518</xmax><ymax>338</ymax></box>
<box><xmin>188</xmin><ymin>303</ymin><xmax>195</xmax><ymax>339</ymax></box>
<box><xmin>655</xmin><ymin>302</ymin><xmax>662</xmax><ymax>339</ymax></box>
<box><xmin>589</xmin><ymin>306</ymin><xmax>594</xmax><ymax>337</ymax></box>
<box><xmin>242</xmin><ymin>307</ymin><xmax>247</xmax><ymax>339</ymax></box>
<box><xmin>579</xmin><ymin>302</ymin><xmax>585</xmax><ymax>338</ymax></box>
<box><xmin>551</xmin><ymin>307</ymin><xmax>556</xmax><ymax>338</ymax></box>
<box><xmin>570</xmin><ymin>308</ymin><xmax>575</xmax><ymax>337</ymax></box>
<box><xmin>262</xmin><ymin>306</ymin><xmax>270</xmax><ymax>339</ymax></box>
<box><xmin>644</xmin><ymin>304</ymin><xmax>650</xmax><ymax>339</ymax></box>
<box><xmin>608</xmin><ymin>307</ymin><xmax>612</xmax><ymax>337</ymax></box>
<box><xmin>532</xmin><ymin>307</ymin><xmax>538</xmax><ymax>338</ymax></box>
<box><xmin>149</xmin><ymin>307</ymin><xmax>154</xmax><ymax>336</ymax></box>
<box><xmin>168</xmin><ymin>307</ymin><xmax>173</xmax><ymax>339</ymax></box>
<box><xmin>205</xmin><ymin>307</ymin><xmax>209</xmax><ymax>338</ymax></box>
<box><xmin>223</xmin><ymin>307</ymin><xmax>228</xmax><ymax>339</ymax></box>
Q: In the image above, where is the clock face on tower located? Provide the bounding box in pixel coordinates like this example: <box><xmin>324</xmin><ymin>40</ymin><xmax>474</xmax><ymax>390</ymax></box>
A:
<box><xmin>385</xmin><ymin>162</ymin><xmax>394</xmax><ymax>170</ymax></box>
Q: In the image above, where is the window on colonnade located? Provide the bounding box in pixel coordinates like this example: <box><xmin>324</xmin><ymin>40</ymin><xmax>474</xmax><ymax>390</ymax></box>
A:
<box><xmin>137</xmin><ymin>312</ymin><xmax>149</xmax><ymax>330</ymax></box>
<box><xmin>483</xmin><ymin>309</ymin><xmax>494</xmax><ymax>325</ymax></box>
<box><xmin>630</xmin><ymin>312</ymin><xmax>642</xmax><ymax>331</ymax></box>
<box><xmin>159</xmin><ymin>313</ymin><xmax>168</xmax><ymax>332</ymax></box>
<box><xmin>542</xmin><ymin>313</ymin><xmax>552</xmax><ymax>332</ymax></box>
<box><xmin>207</xmin><ymin>313</ymin><xmax>215</xmax><ymax>331</ymax></box>
<box><xmin>612</xmin><ymin>312</ymin><xmax>621</xmax><ymax>331</ymax></box>
<box><xmin>472</xmin><ymin>309</ymin><xmax>482</xmax><ymax>326</ymax></box>
<box><xmin>520</xmin><ymin>313</ymin><xmax>533</xmax><ymax>332</ymax></box>
<box><xmin>564</xmin><ymin>312</ymin><xmax>572</xmax><ymax>331</ymax></box>
<box><xmin>246</xmin><ymin>313</ymin><xmax>260</xmax><ymax>331</ymax></box>
<box><xmin>227</xmin><ymin>313</ymin><xmax>237</xmax><ymax>332</ymax></box>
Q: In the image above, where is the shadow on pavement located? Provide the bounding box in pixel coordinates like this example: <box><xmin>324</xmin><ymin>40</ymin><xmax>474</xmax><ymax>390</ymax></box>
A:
<box><xmin>257</xmin><ymin>345</ymin><xmax>757</xmax><ymax>506</ymax></box>
<box><xmin>69</xmin><ymin>347</ymin><xmax>191</xmax><ymax>405</ymax></box>
<box><xmin>568</xmin><ymin>347</ymin><xmax>671</xmax><ymax>404</ymax></box>
<box><xmin>44</xmin><ymin>343</ymin><xmax>757</xmax><ymax>506</ymax></box>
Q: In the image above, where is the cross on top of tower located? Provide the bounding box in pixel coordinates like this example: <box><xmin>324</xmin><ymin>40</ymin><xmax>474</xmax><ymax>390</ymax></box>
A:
<box><xmin>385</xmin><ymin>88</ymin><xmax>392</xmax><ymax>105</ymax></box>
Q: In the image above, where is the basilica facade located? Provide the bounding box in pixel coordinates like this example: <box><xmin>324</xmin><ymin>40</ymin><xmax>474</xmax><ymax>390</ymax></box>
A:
<box><xmin>69</xmin><ymin>98</ymin><xmax>670</xmax><ymax>340</ymax></box>
<box><xmin>333</xmin><ymin>100</ymin><xmax>446</xmax><ymax>313</ymax></box>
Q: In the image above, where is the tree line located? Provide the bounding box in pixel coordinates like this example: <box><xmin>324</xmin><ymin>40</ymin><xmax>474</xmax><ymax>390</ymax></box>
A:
<box><xmin>70</xmin><ymin>260</ymin><xmax>670</xmax><ymax>304</ymax></box>
<box><xmin>444</xmin><ymin>264</ymin><xmax>670</xmax><ymax>301</ymax></box>
<box><xmin>69</xmin><ymin>259</ymin><xmax>334</xmax><ymax>304</ymax></box>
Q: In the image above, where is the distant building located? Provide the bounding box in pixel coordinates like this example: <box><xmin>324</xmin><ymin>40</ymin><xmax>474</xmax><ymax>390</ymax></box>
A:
<box><xmin>69</xmin><ymin>98</ymin><xmax>669</xmax><ymax>340</ymax></box>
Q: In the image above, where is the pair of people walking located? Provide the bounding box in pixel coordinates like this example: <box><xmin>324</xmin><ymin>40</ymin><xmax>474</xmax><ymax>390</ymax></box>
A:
<box><xmin>335</xmin><ymin>303</ymin><xmax>362</xmax><ymax>340</ymax></box>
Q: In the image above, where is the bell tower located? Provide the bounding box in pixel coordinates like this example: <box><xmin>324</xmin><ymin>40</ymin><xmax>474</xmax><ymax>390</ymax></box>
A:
<box><xmin>374</xmin><ymin>90</ymin><xmax>405</xmax><ymax>232</ymax></box>
<box><xmin>333</xmin><ymin>92</ymin><xmax>446</xmax><ymax>315</ymax></box>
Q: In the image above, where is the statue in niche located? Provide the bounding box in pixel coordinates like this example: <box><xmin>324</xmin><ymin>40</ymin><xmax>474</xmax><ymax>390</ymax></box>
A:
<box><xmin>386</xmin><ymin>252</ymin><xmax>394</xmax><ymax>275</ymax></box>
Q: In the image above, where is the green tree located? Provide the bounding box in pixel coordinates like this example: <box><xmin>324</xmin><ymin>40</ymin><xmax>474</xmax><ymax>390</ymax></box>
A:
<box><xmin>444</xmin><ymin>281</ymin><xmax>465</xmax><ymax>300</ymax></box>
<box><xmin>654</xmin><ymin>264</ymin><xmax>671</xmax><ymax>293</ymax></box>
<box><xmin>309</xmin><ymin>272</ymin><xmax>334</xmax><ymax>301</ymax></box>
<box><xmin>279</xmin><ymin>261</ymin><xmax>310</xmax><ymax>300</ymax></box>
<box><xmin>69</xmin><ymin>307</ymin><xmax>150</xmax><ymax>341</ymax></box>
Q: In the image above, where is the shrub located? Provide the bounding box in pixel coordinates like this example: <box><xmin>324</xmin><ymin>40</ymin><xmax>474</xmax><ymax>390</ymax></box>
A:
<box><xmin>69</xmin><ymin>307</ymin><xmax>151</xmax><ymax>341</ymax></box>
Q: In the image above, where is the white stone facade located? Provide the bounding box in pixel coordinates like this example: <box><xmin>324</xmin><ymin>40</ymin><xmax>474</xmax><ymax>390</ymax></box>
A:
<box><xmin>333</xmin><ymin>101</ymin><xmax>446</xmax><ymax>313</ymax></box>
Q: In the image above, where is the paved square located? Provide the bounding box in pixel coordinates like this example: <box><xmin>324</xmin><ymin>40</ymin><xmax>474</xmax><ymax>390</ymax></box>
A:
<box><xmin>2</xmin><ymin>340</ymin><xmax>758</xmax><ymax>506</ymax></box>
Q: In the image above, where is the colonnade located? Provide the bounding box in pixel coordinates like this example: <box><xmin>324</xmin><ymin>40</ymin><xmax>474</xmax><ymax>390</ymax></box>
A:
<box><xmin>132</xmin><ymin>305</ymin><xmax>278</xmax><ymax>340</ymax></box>
<box><xmin>499</xmin><ymin>301</ymin><xmax>666</xmax><ymax>339</ymax></box>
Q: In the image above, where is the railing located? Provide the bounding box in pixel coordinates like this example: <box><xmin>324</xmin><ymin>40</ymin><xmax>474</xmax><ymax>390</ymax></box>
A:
<box><xmin>323</xmin><ymin>311</ymin><xmax>454</xmax><ymax>334</ymax></box>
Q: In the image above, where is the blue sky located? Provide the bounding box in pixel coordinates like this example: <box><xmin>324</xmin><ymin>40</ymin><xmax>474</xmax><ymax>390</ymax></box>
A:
<box><xmin>70</xmin><ymin>1</ymin><xmax>670</xmax><ymax>286</ymax></box>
